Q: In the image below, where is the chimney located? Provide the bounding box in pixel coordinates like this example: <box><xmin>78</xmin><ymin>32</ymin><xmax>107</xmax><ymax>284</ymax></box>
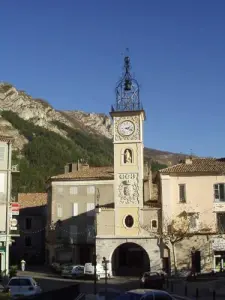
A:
<box><xmin>64</xmin><ymin>160</ymin><xmax>90</xmax><ymax>173</ymax></box>
<box><xmin>185</xmin><ymin>156</ymin><xmax>193</xmax><ymax>165</ymax></box>
<box><xmin>64</xmin><ymin>164</ymin><xmax>69</xmax><ymax>173</ymax></box>
<box><xmin>78</xmin><ymin>159</ymin><xmax>89</xmax><ymax>171</ymax></box>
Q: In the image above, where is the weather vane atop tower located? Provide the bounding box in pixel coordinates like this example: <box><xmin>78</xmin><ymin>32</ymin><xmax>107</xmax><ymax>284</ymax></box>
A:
<box><xmin>112</xmin><ymin>51</ymin><xmax>142</xmax><ymax>112</ymax></box>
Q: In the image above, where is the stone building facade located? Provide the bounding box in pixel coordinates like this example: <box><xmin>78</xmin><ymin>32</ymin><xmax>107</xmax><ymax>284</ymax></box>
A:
<box><xmin>159</xmin><ymin>157</ymin><xmax>225</xmax><ymax>273</ymax></box>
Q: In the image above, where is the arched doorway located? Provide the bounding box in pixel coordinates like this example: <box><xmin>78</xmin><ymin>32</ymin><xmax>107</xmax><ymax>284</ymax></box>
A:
<box><xmin>111</xmin><ymin>242</ymin><xmax>150</xmax><ymax>276</ymax></box>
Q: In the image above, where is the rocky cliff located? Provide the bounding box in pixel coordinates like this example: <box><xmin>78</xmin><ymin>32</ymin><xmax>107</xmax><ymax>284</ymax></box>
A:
<box><xmin>0</xmin><ymin>82</ymin><xmax>186</xmax><ymax>165</ymax></box>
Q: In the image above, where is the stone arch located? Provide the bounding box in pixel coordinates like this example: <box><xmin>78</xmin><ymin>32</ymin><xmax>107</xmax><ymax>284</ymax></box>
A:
<box><xmin>123</xmin><ymin>148</ymin><xmax>133</xmax><ymax>164</ymax></box>
<box><xmin>110</xmin><ymin>242</ymin><xmax>150</xmax><ymax>276</ymax></box>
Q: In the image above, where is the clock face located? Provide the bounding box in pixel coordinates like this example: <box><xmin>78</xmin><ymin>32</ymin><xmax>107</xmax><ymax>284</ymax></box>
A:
<box><xmin>118</xmin><ymin>120</ymin><xmax>135</xmax><ymax>136</ymax></box>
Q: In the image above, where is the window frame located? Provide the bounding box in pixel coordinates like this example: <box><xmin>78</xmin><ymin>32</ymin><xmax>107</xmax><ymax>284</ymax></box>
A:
<box><xmin>87</xmin><ymin>186</ymin><xmax>95</xmax><ymax>195</ymax></box>
<box><xmin>24</xmin><ymin>236</ymin><xmax>32</xmax><ymax>247</ymax></box>
<box><xmin>72</xmin><ymin>203</ymin><xmax>78</xmax><ymax>217</ymax></box>
<box><xmin>178</xmin><ymin>184</ymin><xmax>186</xmax><ymax>203</ymax></box>
<box><xmin>56</xmin><ymin>203</ymin><xmax>63</xmax><ymax>218</ymax></box>
<box><xmin>70</xmin><ymin>186</ymin><xmax>78</xmax><ymax>195</ymax></box>
<box><xmin>0</xmin><ymin>146</ymin><xmax>5</xmax><ymax>161</ymax></box>
<box><xmin>151</xmin><ymin>219</ymin><xmax>158</xmax><ymax>230</ymax></box>
<box><xmin>86</xmin><ymin>203</ymin><xmax>95</xmax><ymax>217</ymax></box>
<box><xmin>87</xmin><ymin>224</ymin><xmax>95</xmax><ymax>242</ymax></box>
<box><xmin>70</xmin><ymin>225</ymin><xmax>77</xmax><ymax>243</ymax></box>
<box><xmin>188</xmin><ymin>213</ymin><xmax>199</xmax><ymax>232</ymax></box>
<box><xmin>25</xmin><ymin>218</ymin><xmax>32</xmax><ymax>230</ymax></box>
<box><xmin>214</xmin><ymin>183</ymin><xmax>225</xmax><ymax>202</ymax></box>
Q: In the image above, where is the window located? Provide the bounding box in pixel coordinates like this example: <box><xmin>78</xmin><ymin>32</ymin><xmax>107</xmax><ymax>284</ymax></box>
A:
<box><xmin>70</xmin><ymin>225</ymin><xmax>77</xmax><ymax>243</ymax></box>
<box><xmin>72</xmin><ymin>203</ymin><xmax>78</xmax><ymax>216</ymax></box>
<box><xmin>87</xmin><ymin>203</ymin><xmax>95</xmax><ymax>217</ymax></box>
<box><xmin>87</xmin><ymin>225</ymin><xmax>95</xmax><ymax>242</ymax></box>
<box><xmin>189</xmin><ymin>214</ymin><xmax>199</xmax><ymax>232</ymax></box>
<box><xmin>179</xmin><ymin>184</ymin><xmax>186</xmax><ymax>203</ymax></box>
<box><xmin>214</xmin><ymin>184</ymin><xmax>225</xmax><ymax>202</ymax></box>
<box><xmin>8</xmin><ymin>278</ymin><xmax>32</xmax><ymax>286</ymax></box>
<box><xmin>0</xmin><ymin>147</ymin><xmax>5</xmax><ymax>161</ymax></box>
<box><xmin>56</xmin><ymin>203</ymin><xmax>63</xmax><ymax>218</ymax></box>
<box><xmin>25</xmin><ymin>236</ymin><xmax>32</xmax><ymax>247</ymax></box>
<box><xmin>151</xmin><ymin>220</ymin><xmax>158</xmax><ymax>230</ymax></box>
<box><xmin>70</xmin><ymin>186</ymin><xmax>78</xmax><ymax>195</ymax></box>
<box><xmin>124</xmin><ymin>215</ymin><xmax>134</xmax><ymax>228</ymax></box>
<box><xmin>217</xmin><ymin>213</ymin><xmax>225</xmax><ymax>232</ymax></box>
<box><xmin>57</xmin><ymin>186</ymin><xmax>63</xmax><ymax>194</ymax></box>
<box><xmin>87</xmin><ymin>186</ymin><xmax>95</xmax><ymax>195</ymax></box>
<box><xmin>0</xmin><ymin>173</ymin><xmax>5</xmax><ymax>193</ymax></box>
<box><xmin>25</xmin><ymin>218</ymin><xmax>32</xmax><ymax>230</ymax></box>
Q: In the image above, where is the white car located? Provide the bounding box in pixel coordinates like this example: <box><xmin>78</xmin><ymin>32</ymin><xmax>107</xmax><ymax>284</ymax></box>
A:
<box><xmin>84</xmin><ymin>262</ymin><xmax>111</xmax><ymax>280</ymax></box>
<box><xmin>61</xmin><ymin>265</ymin><xmax>84</xmax><ymax>278</ymax></box>
<box><xmin>5</xmin><ymin>276</ymin><xmax>42</xmax><ymax>298</ymax></box>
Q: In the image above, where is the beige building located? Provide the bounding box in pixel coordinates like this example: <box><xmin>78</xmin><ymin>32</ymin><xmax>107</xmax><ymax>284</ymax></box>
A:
<box><xmin>45</xmin><ymin>56</ymin><xmax>162</xmax><ymax>275</ymax></box>
<box><xmin>159</xmin><ymin>157</ymin><xmax>225</xmax><ymax>273</ymax></box>
<box><xmin>0</xmin><ymin>135</ymin><xmax>19</xmax><ymax>274</ymax></box>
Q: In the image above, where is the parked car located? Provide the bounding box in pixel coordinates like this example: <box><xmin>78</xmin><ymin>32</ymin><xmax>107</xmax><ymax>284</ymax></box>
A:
<box><xmin>61</xmin><ymin>265</ymin><xmax>84</xmax><ymax>278</ymax></box>
<box><xmin>4</xmin><ymin>276</ymin><xmax>42</xmax><ymax>298</ymax></box>
<box><xmin>84</xmin><ymin>262</ymin><xmax>111</xmax><ymax>280</ymax></box>
<box><xmin>140</xmin><ymin>272</ymin><xmax>164</xmax><ymax>289</ymax></box>
<box><xmin>116</xmin><ymin>289</ymin><xmax>177</xmax><ymax>300</ymax></box>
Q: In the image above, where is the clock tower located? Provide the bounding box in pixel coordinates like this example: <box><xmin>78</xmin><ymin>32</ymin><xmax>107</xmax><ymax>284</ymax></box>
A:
<box><xmin>110</xmin><ymin>56</ymin><xmax>146</xmax><ymax>236</ymax></box>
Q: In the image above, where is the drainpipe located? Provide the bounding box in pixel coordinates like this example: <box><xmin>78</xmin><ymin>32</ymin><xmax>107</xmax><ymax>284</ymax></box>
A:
<box><xmin>5</xmin><ymin>141</ymin><xmax>12</xmax><ymax>275</ymax></box>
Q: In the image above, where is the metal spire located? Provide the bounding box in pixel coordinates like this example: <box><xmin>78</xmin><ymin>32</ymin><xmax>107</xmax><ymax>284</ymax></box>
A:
<box><xmin>112</xmin><ymin>51</ymin><xmax>142</xmax><ymax>112</ymax></box>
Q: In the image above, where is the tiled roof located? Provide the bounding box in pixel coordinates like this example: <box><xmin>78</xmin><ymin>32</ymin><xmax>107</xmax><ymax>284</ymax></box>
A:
<box><xmin>18</xmin><ymin>193</ymin><xmax>47</xmax><ymax>208</ymax></box>
<box><xmin>159</xmin><ymin>158</ymin><xmax>225</xmax><ymax>174</ymax></box>
<box><xmin>50</xmin><ymin>166</ymin><xmax>114</xmax><ymax>181</ymax></box>
<box><xmin>0</xmin><ymin>135</ymin><xmax>14</xmax><ymax>143</ymax></box>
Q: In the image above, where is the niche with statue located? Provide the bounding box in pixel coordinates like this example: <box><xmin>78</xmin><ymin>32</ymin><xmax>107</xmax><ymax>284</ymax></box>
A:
<box><xmin>123</xmin><ymin>148</ymin><xmax>133</xmax><ymax>164</ymax></box>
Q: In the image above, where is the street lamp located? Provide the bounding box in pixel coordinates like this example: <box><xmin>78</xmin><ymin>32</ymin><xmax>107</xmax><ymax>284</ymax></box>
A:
<box><xmin>93</xmin><ymin>188</ymin><xmax>101</xmax><ymax>295</ymax></box>
<box><xmin>102</xmin><ymin>257</ymin><xmax>109</xmax><ymax>299</ymax></box>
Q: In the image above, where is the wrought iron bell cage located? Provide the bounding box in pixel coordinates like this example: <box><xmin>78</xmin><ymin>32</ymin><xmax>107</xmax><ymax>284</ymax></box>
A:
<box><xmin>112</xmin><ymin>56</ymin><xmax>142</xmax><ymax>112</ymax></box>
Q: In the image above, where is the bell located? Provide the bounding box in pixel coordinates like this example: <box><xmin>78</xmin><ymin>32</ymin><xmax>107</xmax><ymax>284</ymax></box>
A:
<box><xmin>124</xmin><ymin>79</ymin><xmax>132</xmax><ymax>91</ymax></box>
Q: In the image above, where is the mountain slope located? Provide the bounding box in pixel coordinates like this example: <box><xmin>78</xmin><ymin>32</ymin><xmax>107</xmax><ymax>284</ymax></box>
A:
<box><xmin>0</xmin><ymin>82</ymin><xmax>187</xmax><ymax>192</ymax></box>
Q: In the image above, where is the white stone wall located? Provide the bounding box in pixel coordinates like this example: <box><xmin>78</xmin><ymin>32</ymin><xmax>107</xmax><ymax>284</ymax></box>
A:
<box><xmin>96</xmin><ymin>237</ymin><xmax>161</xmax><ymax>275</ymax></box>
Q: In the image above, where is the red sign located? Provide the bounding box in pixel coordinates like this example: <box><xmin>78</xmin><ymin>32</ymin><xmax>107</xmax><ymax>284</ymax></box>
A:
<box><xmin>11</xmin><ymin>203</ymin><xmax>20</xmax><ymax>211</ymax></box>
<box><xmin>11</xmin><ymin>203</ymin><xmax>20</xmax><ymax>215</ymax></box>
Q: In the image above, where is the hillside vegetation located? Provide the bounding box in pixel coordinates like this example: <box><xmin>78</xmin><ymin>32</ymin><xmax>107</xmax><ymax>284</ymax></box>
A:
<box><xmin>1</xmin><ymin>110</ymin><xmax>167</xmax><ymax>193</ymax></box>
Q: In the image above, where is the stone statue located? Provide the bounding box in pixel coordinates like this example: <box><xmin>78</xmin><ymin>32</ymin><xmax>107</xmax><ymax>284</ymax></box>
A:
<box><xmin>124</xmin><ymin>149</ymin><xmax>132</xmax><ymax>163</ymax></box>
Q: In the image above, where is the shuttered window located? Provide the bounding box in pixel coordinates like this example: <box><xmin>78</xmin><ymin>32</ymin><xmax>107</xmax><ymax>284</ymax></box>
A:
<box><xmin>0</xmin><ymin>147</ymin><xmax>5</xmax><ymax>161</ymax></box>
<box><xmin>56</xmin><ymin>203</ymin><xmax>63</xmax><ymax>218</ymax></box>
<box><xmin>70</xmin><ymin>187</ymin><xmax>78</xmax><ymax>195</ymax></box>
<box><xmin>87</xmin><ymin>203</ymin><xmax>95</xmax><ymax>217</ymax></box>
<box><xmin>70</xmin><ymin>225</ymin><xmax>77</xmax><ymax>243</ymax></box>
<box><xmin>72</xmin><ymin>203</ymin><xmax>78</xmax><ymax>216</ymax></box>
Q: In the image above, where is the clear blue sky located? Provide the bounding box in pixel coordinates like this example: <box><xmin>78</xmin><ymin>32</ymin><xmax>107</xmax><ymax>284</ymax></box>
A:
<box><xmin>1</xmin><ymin>0</ymin><xmax>225</xmax><ymax>157</ymax></box>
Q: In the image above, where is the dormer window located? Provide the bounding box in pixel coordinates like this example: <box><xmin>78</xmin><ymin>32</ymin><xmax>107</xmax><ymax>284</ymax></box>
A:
<box><xmin>214</xmin><ymin>184</ymin><xmax>225</xmax><ymax>202</ymax></box>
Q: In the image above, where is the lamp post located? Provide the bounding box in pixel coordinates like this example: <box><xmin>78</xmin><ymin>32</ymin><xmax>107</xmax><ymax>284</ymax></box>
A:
<box><xmin>102</xmin><ymin>257</ymin><xmax>109</xmax><ymax>299</ymax></box>
<box><xmin>93</xmin><ymin>188</ymin><xmax>101</xmax><ymax>295</ymax></box>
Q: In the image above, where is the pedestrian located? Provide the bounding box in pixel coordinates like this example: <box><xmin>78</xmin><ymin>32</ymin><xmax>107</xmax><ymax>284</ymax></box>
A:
<box><xmin>21</xmin><ymin>259</ymin><xmax>26</xmax><ymax>272</ymax></box>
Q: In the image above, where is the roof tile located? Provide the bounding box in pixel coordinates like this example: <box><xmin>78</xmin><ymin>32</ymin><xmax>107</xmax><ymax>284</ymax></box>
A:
<box><xmin>18</xmin><ymin>193</ymin><xmax>47</xmax><ymax>208</ymax></box>
<box><xmin>160</xmin><ymin>158</ymin><xmax>225</xmax><ymax>174</ymax></box>
<box><xmin>50</xmin><ymin>166</ymin><xmax>114</xmax><ymax>180</ymax></box>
